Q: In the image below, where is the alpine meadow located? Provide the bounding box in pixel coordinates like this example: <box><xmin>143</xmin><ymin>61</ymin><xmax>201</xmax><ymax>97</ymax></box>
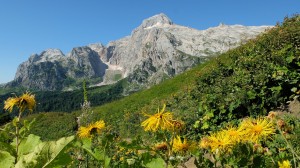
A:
<box><xmin>1</xmin><ymin>14</ymin><xmax>300</xmax><ymax>167</ymax></box>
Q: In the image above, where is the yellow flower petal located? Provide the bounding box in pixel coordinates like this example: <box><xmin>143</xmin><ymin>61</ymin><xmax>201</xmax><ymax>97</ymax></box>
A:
<box><xmin>239</xmin><ymin>117</ymin><xmax>275</xmax><ymax>143</ymax></box>
<box><xmin>141</xmin><ymin>104</ymin><xmax>174</xmax><ymax>132</ymax></box>
<box><xmin>172</xmin><ymin>136</ymin><xmax>190</xmax><ymax>153</ymax></box>
<box><xmin>77</xmin><ymin>120</ymin><xmax>106</xmax><ymax>139</ymax></box>
<box><xmin>278</xmin><ymin>160</ymin><xmax>291</xmax><ymax>168</ymax></box>
<box><xmin>4</xmin><ymin>92</ymin><xmax>36</xmax><ymax>113</ymax></box>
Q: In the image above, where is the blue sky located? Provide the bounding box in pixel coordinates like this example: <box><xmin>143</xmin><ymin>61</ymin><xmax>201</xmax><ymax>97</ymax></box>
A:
<box><xmin>0</xmin><ymin>0</ymin><xmax>299</xmax><ymax>84</ymax></box>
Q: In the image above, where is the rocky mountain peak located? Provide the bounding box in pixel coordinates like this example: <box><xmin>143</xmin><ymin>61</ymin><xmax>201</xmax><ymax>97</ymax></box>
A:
<box><xmin>88</xmin><ymin>43</ymin><xmax>108</xmax><ymax>62</ymax></box>
<box><xmin>88</xmin><ymin>43</ymin><xmax>105</xmax><ymax>50</ymax></box>
<box><xmin>139</xmin><ymin>13</ymin><xmax>173</xmax><ymax>29</ymax></box>
<box><xmin>29</xmin><ymin>49</ymin><xmax>65</xmax><ymax>63</ymax></box>
<box><xmin>42</xmin><ymin>48</ymin><xmax>64</xmax><ymax>56</ymax></box>
<box><xmin>9</xmin><ymin>13</ymin><xmax>271</xmax><ymax>91</ymax></box>
<box><xmin>69</xmin><ymin>46</ymin><xmax>91</xmax><ymax>56</ymax></box>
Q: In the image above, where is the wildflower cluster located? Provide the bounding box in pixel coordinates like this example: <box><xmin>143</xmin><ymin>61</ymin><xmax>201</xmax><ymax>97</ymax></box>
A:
<box><xmin>140</xmin><ymin>104</ymin><xmax>194</xmax><ymax>167</ymax></box>
<box><xmin>200</xmin><ymin>117</ymin><xmax>275</xmax><ymax>154</ymax></box>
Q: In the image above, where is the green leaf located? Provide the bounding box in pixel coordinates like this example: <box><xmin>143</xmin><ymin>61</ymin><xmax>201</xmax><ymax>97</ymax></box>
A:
<box><xmin>104</xmin><ymin>156</ymin><xmax>111</xmax><ymax>168</ymax></box>
<box><xmin>201</xmin><ymin>122</ymin><xmax>210</xmax><ymax>130</ymax></box>
<box><xmin>82</xmin><ymin>142</ymin><xmax>105</xmax><ymax>161</ymax></box>
<box><xmin>0</xmin><ymin>142</ymin><xmax>15</xmax><ymax>157</ymax></box>
<box><xmin>80</xmin><ymin>138</ymin><xmax>111</xmax><ymax>166</ymax></box>
<box><xmin>270</xmin><ymin>86</ymin><xmax>282</xmax><ymax>93</ymax></box>
<box><xmin>42</xmin><ymin>135</ymin><xmax>74</xmax><ymax>168</ymax></box>
<box><xmin>145</xmin><ymin>158</ymin><xmax>165</xmax><ymax>168</ymax></box>
<box><xmin>291</xmin><ymin>87</ymin><xmax>297</xmax><ymax>93</ymax></box>
<box><xmin>16</xmin><ymin>135</ymin><xmax>74</xmax><ymax>168</ymax></box>
<box><xmin>81</xmin><ymin>137</ymin><xmax>92</xmax><ymax>149</ymax></box>
<box><xmin>15</xmin><ymin>142</ymin><xmax>47</xmax><ymax>168</ymax></box>
<box><xmin>19</xmin><ymin>118</ymin><xmax>36</xmax><ymax>136</ymax></box>
<box><xmin>81</xmin><ymin>138</ymin><xmax>97</xmax><ymax>158</ymax></box>
<box><xmin>18</xmin><ymin>134</ymin><xmax>42</xmax><ymax>157</ymax></box>
<box><xmin>247</xmin><ymin>91</ymin><xmax>256</xmax><ymax>100</ymax></box>
<box><xmin>43</xmin><ymin>152</ymin><xmax>72</xmax><ymax>168</ymax></box>
<box><xmin>0</xmin><ymin>150</ymin><xmax>15</xmax><ymax>168</ymax></box>
<box><xmin>12</xmin><ymin>117</ymin><xmax>19</xmax><ymax>127</ymax></box>
<box><xmin>193</xmin><ymin>121</ymin><xmax>200</xmax><ymax>128</ymax></box>
<box><xmin>286</xmin><ymin>55</ymin><xmax>295</xmax><ymax>63</ymax></box>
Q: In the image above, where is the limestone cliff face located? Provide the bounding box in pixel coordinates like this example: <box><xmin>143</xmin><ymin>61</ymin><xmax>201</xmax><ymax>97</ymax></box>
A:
<box><xmin>66</xmin><ymin>46</ymin><xmax>108</xmax><ymax>78</ymax></box>
<box><xmin>11</xmin><ymin>47</ymin><xmax>107</xmax><ymax>90</ymax></box>
<box><xmin>98</xmin><ymin>13</ymin><xmax>270</xmax><ymax>87</ymax></box>
<box><xmin>12</xmin><ymin>49</ymin><xmax>67</xmax><ymax>90</ymax></box>
<box><xmin>10</xmin><ymin>13</ymin><xmax>271</xmax><ymax>91</ymax></box>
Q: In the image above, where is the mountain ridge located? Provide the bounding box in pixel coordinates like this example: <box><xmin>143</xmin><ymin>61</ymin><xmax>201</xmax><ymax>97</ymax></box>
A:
<box><xmin>6</xmin><ymin>13</ymin><xmax>271</xmax><ymax>91</ymax></box>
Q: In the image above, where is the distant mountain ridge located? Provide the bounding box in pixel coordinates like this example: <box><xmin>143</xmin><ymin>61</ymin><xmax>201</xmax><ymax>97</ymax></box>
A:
<box><xmin>7</xmin><ymin>13</ymin><xmax>271</xmax><ymax>91</ymax></box>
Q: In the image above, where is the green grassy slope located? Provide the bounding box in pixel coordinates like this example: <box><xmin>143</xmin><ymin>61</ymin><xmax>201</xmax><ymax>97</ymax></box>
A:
<box><xmin>27</xmin><ymin>54</ymin><xmax>217</xmax><ymax>140</ymax></box>
<box><xmin>15</xmin><ymin>15</ymin><xmax>300</xmax><ymax>140</ymax></box>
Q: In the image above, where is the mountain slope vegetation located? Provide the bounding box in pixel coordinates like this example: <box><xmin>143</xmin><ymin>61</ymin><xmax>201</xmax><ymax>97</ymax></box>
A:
<box><xmin>18</xmin><ymin>15</ymin><xmax>300</xmax><ymax>141</ymax></box>
<box><xmin>87</xmin><ymin>15</ymin><xmax>300</xmax><ymax>137</ymax></box>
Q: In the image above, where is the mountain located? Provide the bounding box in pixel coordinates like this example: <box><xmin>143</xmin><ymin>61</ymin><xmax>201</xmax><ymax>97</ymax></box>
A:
<box><xmin>7</xmin><ymin>13</ymin><xmax>270</xmax><ymax>91</ymax></box>
<box><xmin>9</xmin><ymin>47</ymin><xmax>107</xmax><ymax>90</ymax></box>
<box><xmin>24</xmin><ymin>15</ymin><xmax>300</xmax><ymax>140</ymax></box>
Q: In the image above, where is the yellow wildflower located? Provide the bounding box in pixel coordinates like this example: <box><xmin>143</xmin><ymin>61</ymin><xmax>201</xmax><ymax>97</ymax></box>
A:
<box><xmin>207</xmin><ymin>130</ymin><xmax>233</xmax><ymax>154</ymax></box>
<box><xmin>239</xmin><ymin>117</ymin><xmax>275</xmax><ymax>143</ymax></box>
<box><xmin>225</xmin><ymin>125</ymin><xmax>243</xmax><ymax>143</ymax></box>
<box><xmin>92</xmin><ymin>120</ymin><xmax>105</xmax><ymax>133</ymax></box>
<box><xmin>172</xmin><ymin>136</ymin><xmax>190</xmax><ymax>153</ymax></box>
<box><xmin>77</xmin><ymin>120</ymin><xmax>105</xmax><ymax>138</ymax></box>
<box><xmin>19</xmin><ymin>92</ymin><xmax>36</xmax><ymax>112</ymax></box>
<box><xmin>4</xmin><ymin>97</ymin><xmax>19</xmax><ymax>112</ymax></box>
<box><xmin>199</xmin><ymin>137</ymin><xmax>210</xmax><ymax>149</ymax></box>
<box><xmin>278</xmin><ymin>160</ymin><xmax>291</xmax><ymax>168</ymax></box>
<box><xmin>4</xmin><ymin>92</ymin><xmax>36</xmax><ymax>113</ymax></box>
<box><xmin>78</xmin><ymin>126</ymin><xmax>91</xmax><ymax>138</ymax></box>
<box><xmin>141</xmin><ymin>104</ymin><xmax>174</xmax><ymax>132</ymax></box>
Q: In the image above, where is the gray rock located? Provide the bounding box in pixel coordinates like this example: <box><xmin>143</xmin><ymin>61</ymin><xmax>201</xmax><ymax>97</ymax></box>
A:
<box><xmin>138</xmin><ymin>13</ymin><xmax>173</xmax><ymax>29</ymax></box>
<box><xmin>66</xmin><ymin>46</ymin><xmax>107</xmax><ymax>78</ymax></box>
<box><xmin>11</xmin><ymin>47</ymin><xmax>107</xmax><ymax>90</ymax></box>
<box><xmin>9</xmin><ymin>13</ymin><xmax>271</xmax><ymax>91</ymax></box>
<box><xmin>99</xmin><ymin>13</ymin><xmax>271</xmax><ymax>86</ymax></box>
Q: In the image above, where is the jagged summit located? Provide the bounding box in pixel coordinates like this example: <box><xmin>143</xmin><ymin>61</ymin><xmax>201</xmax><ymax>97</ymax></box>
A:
<box><xmin>28</xmin><ymin>49</ymin><xmax>65</xmax><ymax>63</ymax></box>
<box><xmin>88</xmin><ymin>43</ymin><xmax>105</xmax><ymax>49</ymax></box>
<box><xmin>69</xmin><ymin>46</ymin><xmax>91</xmax><ymax>55</ymax></box>
<box><xmin>8</xmin><ymin>13</ymin><xmax>271</xmax><ymax>91</ymax></box>
<box><xmin>139</xmin><ymin>13</ymin><xmax>173</xmax><ymax>29</ymax></box>
<box><xmin>41</xmin><ymin>49</ymin><xmax>64</xmax><ymax>56</ymax></box>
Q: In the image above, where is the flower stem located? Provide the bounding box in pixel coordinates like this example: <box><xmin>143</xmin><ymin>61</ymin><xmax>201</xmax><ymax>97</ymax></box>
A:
<box><xmin>15</xmin><ymin>112</ymin><xmax>22</xmax><ymax>163</ymax></box>
<box><xmin>278</xmin><ymin>126</ymin><xmax>300</xmax><ymax>167</ymax></box>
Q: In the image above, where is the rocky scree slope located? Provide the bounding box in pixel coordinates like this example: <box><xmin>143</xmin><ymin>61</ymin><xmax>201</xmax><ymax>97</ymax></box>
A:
<box><xmin>8</xmin><ymin>13</ymin><xmax>271</xmax><ymax>91</ymax></box>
